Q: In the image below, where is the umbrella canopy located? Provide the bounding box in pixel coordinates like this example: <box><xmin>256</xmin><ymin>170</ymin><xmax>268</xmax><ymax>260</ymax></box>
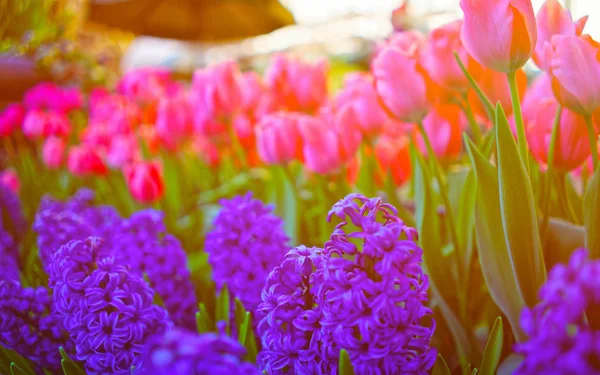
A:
<box><xmin>88</xmin><ymin>0</ymin><xmax>295</xmax><ymax>42</ymax></box>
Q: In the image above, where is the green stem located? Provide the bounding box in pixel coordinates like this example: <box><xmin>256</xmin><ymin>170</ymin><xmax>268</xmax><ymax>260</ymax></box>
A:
<box><xmin>541</xmin><ymin>106</ymin><xmax>562</xmax><ymax>240</ymax></box>
<box><xmin>462</xmin><ymin>94</ymin><xmax>482</xmax><ymax>144</ymax></box>
<box><xmin>556</xmin><ymin>173</ymin><xmax>578</xmax><ymax>223</ymax></box>
<box><xmin>454</xmin><ymin>51</ymin><xmax>494</xmax><ymax>120</ymax></box>
<box><xmin>507</xmin><ymin>70</ymin><xmax>529</xmax><ymax>174</ymax></box>
<box><xmin>417</xmin><ymin>122</ymin><xmax>462</xmax><ymax>276</ymax></box>
<box><xmin>282</xmin><ymin>163</ymin><xmax>302</xmax><ymax>203</ymax></box>
<box><xmin>226</xmin><ymin>122</ymin><xmax>248</xmax><ymax>170</ymax></box>
<box><xmin>584</xmin><ymin>114</ymin><xmax>599</xmax><ymax>172</ymax></box>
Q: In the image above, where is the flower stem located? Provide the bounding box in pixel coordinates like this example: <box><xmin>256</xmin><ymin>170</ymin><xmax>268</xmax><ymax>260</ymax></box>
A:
<box><xmin>584</xmin><ymin>114</ymin><xmax>599</xmax><ymax>172</ymax></box>
<box><xmin>226</xmin><ymin>122</ymin><xmax>248</xmax><ymax>170</ymax></box>
<box><xmin>507</xmin><ymin>71</ymin><xmax>529</xmax><ymax>175</ymax></box>
<box><xmin>454</xmin><ymin>52</ymin><xmax>494</xmax><ymax>120</ymax></box>
<box><xmin>282</xmin><ymin>163</ymin><xmax>302</xmax><ymax>202</ymax></box>
<box><xmin>416</xmin><ymin>122</ymin><xmax>462</xmax><ymax>276</ymax></box>
<box><xmin>541</xmin><ymin>106</ymin><xmax>562</xmax><ymax>240</ymax></box>
<box><xmin>462</xmin><ymin>94</ymin><xmax>482</xmax><ymax>144</ymax></box>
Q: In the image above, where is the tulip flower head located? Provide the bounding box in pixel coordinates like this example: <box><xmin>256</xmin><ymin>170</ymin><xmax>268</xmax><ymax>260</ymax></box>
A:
<box><xmin>375</xmin><ymin>135</ymin><xmax>412</xmax><ymax>186</ymax></box>
<box><xmin>265</xmin><ymin>54</ymin><xmax>329</xmax><ymax>113</ymax></box>
<box><xmin>255</xmin><ymin>112</ymin><xmax>302</xmax><ymax>165</ymax></box>
<box><xmin>0</xmin><ymin>169</ymin><xmax>19</xmax><ymax>193</ymax></box>
<box><xmin>460</xmin><ymin>0</ymin><xmax>537</xmax><ymax>73</ymax></box>
<box><xmin>533</xmin><ymin>0</ymin><xmax>588</xmax><ymax>70</ymax></box>
<box><xmin>414</xmin><ymin>105</ymin><xmax>464</xmax><ymax>160</ymax></box>
<box><xmin>373</xmin><ymin>30</ymin><xmax>432</xmax><ymax>123</ymax></box>
<box><xmin>547</xmin><ymin>34</ymin><xmax>600</xmax><ymax>116</ymax></box>
<box><xmin>0</xmin><ymin>104</ymin><xmax>25</xmax><ymax>137</ymax></box>
<box><xmin>22</xmin><ymin>110</ymin><xmax>71</xmax><ymax>139</ymax></box>
<box><xmin>67</xmin><ymin>144</ymin><xmax>107</xmax><ymax>177</ymax></box>
<box><xmin>124</xmin><ymin>160</ymin><xmax>165</xmax><ymax>203</ymax></box>
<box><xmin>42</xmin><ymin>137</ymin><xmax>66</xmax><ymax>169</ymax></box>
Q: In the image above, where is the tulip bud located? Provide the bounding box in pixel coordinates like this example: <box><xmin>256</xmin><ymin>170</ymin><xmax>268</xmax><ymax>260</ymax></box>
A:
<box><xmin>0</xmin><ymin>104</ymin><xmax>25</xmax><ymax>137</ymax></box>
<box><xmin>156</xmin><ymin>94</ymin><xmax>194</xmax><ymax>150</ymax></box>
<box><xmin>547</xmin><ymin>34</ymin><xmax>600</xmax><ymax>116</ymax></box>
<box><xmin>124</xmin><ymin>160</ymin><xmax>165</xmax><ymax>203</ymax></box>
<box><xmin>373</xmin><ymin>31</ymin><xmax>432</xmax><ymax>123</ymax></box>
<box><xmin>255</xmin><ymin>112</ymin><xmax>302</xmax><ymax>165</ymax></box>
<box><xmin>42</xmin><ymin>137</ymin><xmax>66</xmax><ymax>169</ymax></box>
<box><xmin>414</xmin><ymin>105</ymin><xmax>464</xmax><ymax>160</ymax></box>
<box><xmin>527</xmin><ymin>98</ymin><xmax>591</xmax><ymax>172</ymax></box>
<box><xmin>67</xmin><ymin>144</ymin><xmax>107</xmax><ymax>176</ymax></box>
<box><xmin>375</xmin><ymin>135</ymin><xmax>412</xmax><ymax>186</ymax></box>
<box><xmin>0</xmin><ymin>169</ymin><xmax>19</xmax><ymax>193</ymax></box>
<box><xmin>460</xmin><ymin>0</ymin><xmax>537</xmax><ymax>73</ymax></box>
<box><xmin>265</xmin><ymin>54</ymin><xmax>329</xmax><ymax>113</ymax></box>
<box><xmin>533</xmin><ymin>0</ymin><xmax>588</xmax><ymax>70</ymax></box>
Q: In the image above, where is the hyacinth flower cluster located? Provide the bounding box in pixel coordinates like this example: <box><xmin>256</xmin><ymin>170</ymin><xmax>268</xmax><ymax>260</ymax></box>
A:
<box><xmin>48</xmin><ymin>237</ymin><xmax>172</xmax><ymax>374</ymax></box>
<box><xmin>205</xmin><ymin>192</ymin><xmax>289</xmax><ymax>314</ymax></box>
<box><xmin>515</xmin><ymin>248</ymin><xmax>600</xmax><ymax>374</ymax></box>
<box><xmin>34</xmin><ymin>189</ymin><xmax>197</xmax><ymax>330</ymax></box>
<box><xmin>258</xmin><ymin>194</ymin><xmax>436</xmax><ymax>374</ymax></box>
<box><xmin>138</xmin><ymin>328</ymin><xmax>258</xmax><ymax>375</ymax></box>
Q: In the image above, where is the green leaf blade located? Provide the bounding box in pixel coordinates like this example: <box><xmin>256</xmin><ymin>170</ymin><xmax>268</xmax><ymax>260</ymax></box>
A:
<box><xmin>584</xmin><ymin>166</ymin><xmax>600</xmax><ymax>259</ymax></box>
<box><xmin>479</xmin><ymin>317</ymin><xmax>504</xmax><ymax>375</ymax></box>
<box><xmin>338</xmin><ymin>349</ymin><xmax>355</xmax><ymax>375</ymax></box>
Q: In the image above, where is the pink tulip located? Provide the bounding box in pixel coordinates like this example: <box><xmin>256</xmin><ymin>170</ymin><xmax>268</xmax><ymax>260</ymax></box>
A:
<box><xmin>23</xmin><ymin>83</ymin><xmax>83</xmax><ymax>113</ymax></box>
<box><xmin>533</xmin><ymin>0</ymin><xmax>588</xmax><ymax>70</ymax></box>
<box><xmin>522</xmin><ymin>73</ymin><xmax>554</xmax><ymax>131</ymax></box>
<box><xmin>375</xmin><ymin>135</ymin><xmax>412</xmax><ymax>186</ymax></box>
<box><xmin>67</xmin><ymin>144</ymin><xmax>107</xmax><ymax>176</ymax></box>
<box><xmin>42</xmin><ymin>137</ymin><xmax>66</xmax><ymax>169</ymax></box>
<box><xmin>232</xmin><ymin>114</ymin><xmax>256</xmax><ymax>149</ymax></box>
<box><xmin>22</xmin><ymin>110</ymin><xmax>71</xmax><ymax>139</ymax></box>
<box><xmin>372</xmin><ymin>31</ymin><xmax>432</xmax><ymax>123</ymax></box>
<box><xmin>106</xmin><ymin>135</ymin><xmax>140</xmax><ymax>168</ymax></box>
<box><xmin>156</xmin><ymin>94</ymin><xmax>194</xmax><ymax>150</ymax></box>
<box><xmin>255</xmin><ymin>112</ymin><xmax>302</xmax><ymax>165</ymax></box>
<box><xmin>334</xmin><ymin>73</ymin><xmax>388</xmax><ymax>136</ymax></box>
<box><xmin>423</xmin><ymin>20</ymin><xmax>481</xmax><ymax>90</ymax></box>
<box><xmin>0</xmin><ymin>169</ymin><xmax>19</xmax><ymax>192</ymax></box>
<box><xmin>414</xmin><ymin>105</ymin><xmax>464</xmax><ymax>160</ymax></box>
<box><xmin>124</xmin><ymin>160</ymin><xmax>164</xmax><ymax>203</ymax></box>
<box><xmin>460</xmin><ymin>0</ymin><xmax>537</xmax><ymax>73</ymax></box>
<box><xmin>547</xmin><ymin>34</ymin><xmax>600</xmax><ymax>115</ymax></box>
<box><xmin>527</xmin><ymin>97</ymin><xmax>590</xmax><ymax>172</ymax></box>
<box><xmin>118</xmin><ymin>67</ymin><xmax>171</xmax><ymax>105</ymax></box>
<box><xmin>265</xmin><ymin>54</ymin><xmax>329</xmax><ymax>113</ymax></box>
<box><xmin>297</xmin><ymin>114</ymin><xmax>343</xmax><ymax>175</ymax></box>
<box><xmin>0</xmin><ymin>104</ymin><xmax>25</xmax><ymax>137</ymax></box>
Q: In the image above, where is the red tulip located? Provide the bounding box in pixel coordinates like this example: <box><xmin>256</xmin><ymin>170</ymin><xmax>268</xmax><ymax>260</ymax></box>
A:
<box><xmin>423</xmin><ymin>20</ymin><xmax>481</xmax><ymax>90</ymax></box>
<box><xmin>265</xmin><ymin>54</ymin><xmax>329</xmax><ymax>113</ymax></box>
<box><xmin>42</xmin><ymin>137</ymin><xmax>66</xmax><ymax>169</ymax></box>
<box><xmin>460</xmin><ymin>0</ymin><xmax>537</xmax><ymax>73</ymax></box>
<box><xmin>0</xmin><ymin>104</ymin><xmax>25</xmax><ymax>137</ymax></box>
<box><xmin>67</xmin><ymin>144</ymin><xmax>107</xmax><ymax>176</ymax></box>
<box><xmin>414</xmin><ymin>105</ymin><xmax>464</xmax><ymax>160</ymax></box>
<box><xmin>0</xmin><ymin>169</ymin><xmax>19</xmax><ymax>193</ymax></box>
<box><xmin>547</xmin><ymin>34</ymin><xmax>600</xmax><ymax>116</ymax></box>
<box><xmin>255</xmin><ymin>112</ymin><xmax>302</xmax><ymax>165</ymax></box>
<box><xmin>533</xmin><ymin>0</ymin><xmax>588</xmax><ymax>70</ymax></box>
<box><xmin>527</xmin><ymin>97</ymin><xmax>591</xmax><ymax>172</ymax></box>
<box><xmin>372</xmin><ymin>31</ymin><xmax>432</xmax><ymax>123</ymax></box>
<box><xmin>375</xmin><ymin>135</ymin><xmax>412</xmax><ymax>186</ymax></box>
<box><xmin>124</xmin><ymin>160</ymin><xmax>165</xmax><ymax>203</ymax></box>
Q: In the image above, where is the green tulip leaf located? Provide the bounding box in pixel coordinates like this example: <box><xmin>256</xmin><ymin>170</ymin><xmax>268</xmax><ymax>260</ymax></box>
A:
<box><xmin>196</xmin><ymin>302</ymin><xmax>214</xmax><ymax>333</ymax></box>
<box><xmin>464</xmin><ymin>134</ymin><xmax>526</xmax><ymax>342</ymax></box>
<box><xmin>1</xmin><ymin>348</ymin><xmax>35</xmax><ymax>375</ymax></box>
<box><xmin>495</xmin><ymin>103</ymin><xmax>546</xmax><ymax>306</ymax></box>
<box><xmin>479</xmin><ymin>317</ymin><xmax>504</xmax><ymax>375</ymax></box>
<box><xmin>216</xmin><ymin>284</ymin><xmax>231</xmax><ymax>335</ymax></box>
<box><xmin>584</xmin><ymin>166</ymin><xmax>600</xmax><ymax>259</ymax></box>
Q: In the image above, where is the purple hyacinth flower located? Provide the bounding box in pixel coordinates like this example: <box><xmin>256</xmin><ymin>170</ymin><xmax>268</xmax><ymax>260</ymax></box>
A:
<box><xmin>0</xmin><ymin>184</ymin><xmax>26</xmax><ymax>247</ymax></box>
<box><xmin>257</xmin><ymin>194</ymin><xmax>436</xmax><ymax>375</ymax></box>
<box><xmin>205</xmin><ymin>192</ymin><xmax>289</xmax><ymax>314</ymax></box>
<box><xmin>515</xmin><ymin>248</ymin><xmax>600</xmax><ymax>374</ymax></box>
<box><xmin>139</xmin><ymin>328</ymin><xmax>259</xmax><ymax>375</ymax></box>
<box><xmin>0</xmin><ymin>279</ymin><xmax>72</xmax><ymax>371</ymax></box>
<box><xmin>50</xmin><ymin>237</ymin><xmax>172</xmax><ymax>375</ymax></box>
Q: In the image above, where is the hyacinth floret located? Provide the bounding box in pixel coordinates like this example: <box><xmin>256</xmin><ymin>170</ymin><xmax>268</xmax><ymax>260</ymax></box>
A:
<box><xmin>515</xmin><ymin>248</ymin><xmax>600</xmax><ymax>374</ymax></box>
<box><xmin>0</xmin><ymin>279</ymin><xmax>71</xmax><ymax>371</ymax></box>
<box><xmin>205</xmin><ymin>192</ymin><xmax>289</xmax><ymax>313</ymax></box>
<box><xmin>139</xmin><ymin>328</ymin><xmax>259</xmax><ymax>375</ymax></box>
<box><xmin>50</xmin><ymin>237</ymin><xmax>171</xmax><ymax>375</ymax></box>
